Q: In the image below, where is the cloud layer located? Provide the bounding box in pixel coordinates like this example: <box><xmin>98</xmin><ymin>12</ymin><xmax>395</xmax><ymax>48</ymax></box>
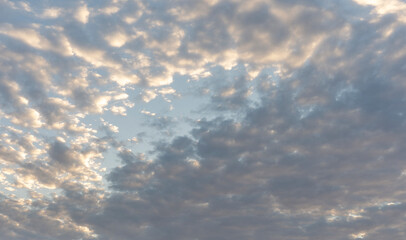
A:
<box><xmin>0</xmin><ymin>0</ymin><xmax>406</xmax><ymax>239</ymax></box>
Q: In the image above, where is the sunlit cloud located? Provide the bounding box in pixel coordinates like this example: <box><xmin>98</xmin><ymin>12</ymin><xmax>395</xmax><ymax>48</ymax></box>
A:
<box><xmin>0</xmin><ymin>0</ymin><xmax>405</xmax><ymax>239</ymax></box>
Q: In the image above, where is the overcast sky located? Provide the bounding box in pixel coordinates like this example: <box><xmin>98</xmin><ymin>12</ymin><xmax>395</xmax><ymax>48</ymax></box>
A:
<box><xmin>1</xmin><ymin>0</ymin><xmax>406</xmax><ymax>239</ymax></box>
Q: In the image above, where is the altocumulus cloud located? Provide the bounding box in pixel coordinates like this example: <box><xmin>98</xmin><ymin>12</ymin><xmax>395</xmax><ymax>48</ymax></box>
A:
<box><xmin>0</xmin><ymin>0</ymin><xmax>406</xmax><ymax>239</ymax></box>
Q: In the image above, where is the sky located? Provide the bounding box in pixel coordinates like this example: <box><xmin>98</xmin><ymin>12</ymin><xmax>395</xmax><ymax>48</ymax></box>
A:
<box><xmin>0</xmin><ymin>0</ymin><xmax>406</xmax><ymax>239</ymax></box>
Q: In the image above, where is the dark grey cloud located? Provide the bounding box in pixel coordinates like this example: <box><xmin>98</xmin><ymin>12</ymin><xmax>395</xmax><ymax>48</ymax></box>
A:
<box><xmin>48</xmin><ymin>140</ymin><xmax>81</xmax><ymax>170</ymax></box>
<box><xmin>87</xmin><ymin>5</ymin><xmax>406</xmax><ymax>238</ymax></box>
<box><xmin>95</xmin><ymin>69</ymin><xmax>406</xmax><ymax>239</ymax></box>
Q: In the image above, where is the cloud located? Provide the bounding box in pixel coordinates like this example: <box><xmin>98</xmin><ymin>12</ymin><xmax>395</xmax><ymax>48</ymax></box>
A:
<box><xmin>88</xmin><ymin>3</ymin><xmax>406</xmax><ymax>237</ymax></box>
<box><xmin>0</xmin><ymin>192</ymin><xmax>97</xmax><ymax>240</ymax></box>
<box><xmin>0</xmin><ymin>0</ymin><xmax>406</xmax><ymax>239</ymax></box>
<box><xmin>75</xmin><ymin>3</ymin><xmax>90</xmax><ymax>24</ymax></box>
<box><xmin>95</xmin><ymin>43</ymin><xmax>406</xmax><ymax>238</ymax></box>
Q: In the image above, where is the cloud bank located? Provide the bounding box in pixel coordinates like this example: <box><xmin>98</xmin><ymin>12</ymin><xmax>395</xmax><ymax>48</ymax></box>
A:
<box><xmin>0</xmin><ymin>0</ymin><xmax>406</xmax><ymax>239</ymax></box>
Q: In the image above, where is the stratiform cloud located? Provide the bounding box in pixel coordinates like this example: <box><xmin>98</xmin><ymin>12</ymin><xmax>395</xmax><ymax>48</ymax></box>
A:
<box><xmin>0</xmin><ymin>0</ymin><xmax>406</xmax><ymax>239</ymax></box>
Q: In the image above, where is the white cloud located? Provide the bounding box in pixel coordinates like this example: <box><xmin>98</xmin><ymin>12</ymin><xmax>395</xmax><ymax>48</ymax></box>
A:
<box><xmin>142</xmin><ymin>89</ymin><xmax>158</xmax><ymax>102</ymax></box>
<box><xmin>41</xmin><ymin>8</ymin><xmax>62</xmax><ymax>18</ymax></box>
<box><xmin>10</xmin><ymin>108</ymin><xmax>42</xmax><ymax>128</ymax></box>
<box><xmin>111</xmin><ymin>106</ymin><xmax>127</xmax><ymax>116</ymax></box>
<box><xmin>75</xmin><ymin>3</ymin><xmax>90</xmax><ymax>24</ymax></box>
<box><xmin>353</xmin><ymin>0</ymin><xmax>406</xmax><ymax>21</ymax></box>
<box><xmin>0</xmin><ymin>24</ymin><xmax>49</xmax><ymax>49</ymax></box>
<box><xmin>105</xmin><ymin>31</ymin><xmax>128</xmax><ymax>47</ymax></box>
<box><xmin>140</xmin><ymin>110</ymin><xmax>156</xmax><ymax>116</ymax></box>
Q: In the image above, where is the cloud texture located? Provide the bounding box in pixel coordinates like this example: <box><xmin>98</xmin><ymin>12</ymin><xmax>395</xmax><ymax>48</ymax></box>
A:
<box><xmin>1</xmin><ymin>0</ymin><xmax>406</xmax><ymax>239</ymax></box>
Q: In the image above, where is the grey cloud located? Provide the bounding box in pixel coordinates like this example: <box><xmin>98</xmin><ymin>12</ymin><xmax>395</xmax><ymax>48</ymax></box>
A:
<box><xmin>48</xmin><ymin>140</ymin><xmax>81</xmax><ymax>170</ymax></box>
<box><xmin>1</xmin><ymin>0</ymin><xmax>406</xmax><ymax>239</ymax></box>
<box><xmin>142</xmin><ymin>116</ymin><xmax>178</xmax><ymax>137</ymax></box>
<box><xmin>15</xmin><ymin>162</ymin><xmax>58</xmax><ymax>188</ymax></box>
<box><xmin>96</xmin><ymin>78</ymin><xmax>406</xmax><ymax>238</ymax></box>
<box><xmin>36</xmin><ymin>98</ymin><xmax>72</xmax><ymax>127</ymax></box>
<box><xmin>154</xmin><ymin>136</ymin><xmax>195</xmax><ymax>163</ymax></box>
<box><xmin>235</xmin><ymin>3</ymin><xmax>289</xmax><ymax>51</ymax></box>
<box><xmin>71</xmin><ymin>87</ymin><xmax>101</xmax><ymax>113</ymax></box>
<box><xmin>0</xmin><ymin>193</ymin><xmax>94</xmax><ymax>240</ymax></box>
<box><xmin>199</xmin><ymin>65</ymin><xmax>255</xmax><ymax>111</ymax></box>
<box><xmin>186</xmin><ymin>1</ymin><xmax>236</xmax><ymax>54</ymax></box>
<box><xmin>88</xmin><ymin>12</ymin><xmax>406</xmax><ymax>239</ymax></box>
